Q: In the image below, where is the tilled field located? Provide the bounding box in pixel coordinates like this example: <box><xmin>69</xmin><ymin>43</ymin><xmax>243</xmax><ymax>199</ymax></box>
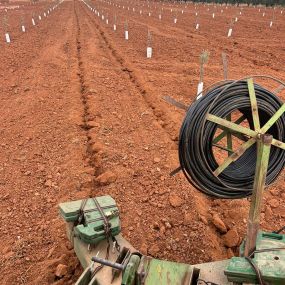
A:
<box><xmin>0</xmin><ymin>1</ymin><xmax>284</xmax><ymax>284</ymax></box>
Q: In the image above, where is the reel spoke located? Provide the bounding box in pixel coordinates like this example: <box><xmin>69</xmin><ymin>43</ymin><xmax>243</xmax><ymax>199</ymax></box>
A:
<box><xmin>226</xmin><ymin>114</ymin><xmax>233</xmax><ymax>157</ymax></box>
<box><xmin>207</xmin><ymin>113</ymin><xmax>257</xmax><ymax>138</ymax></box>
<box><xmin>213</xmin><ymin>114</ymin><xmax>247</xmax><ymax>144</ymax></box>
<box><xmin>271</xmin><ymin>138</ymin><xmax>285</xmax><ymax>150</ymax></box>
<box><xmin>261</xmin><ymin>103</ymin><xmax>285</xmax><ymax>134</ymax></box>
<box><xmin>247</xmin><ymin>78</ymin><xmax>261</xmax><ymax>131</ymax></box>
<box><xmin>213</xmin><ymin>138</ymin><xmax>256</xmax><ymax>177</ymax></box>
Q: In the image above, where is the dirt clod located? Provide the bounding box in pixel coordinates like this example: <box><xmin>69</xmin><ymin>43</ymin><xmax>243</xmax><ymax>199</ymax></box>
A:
<box><xmin>169</xmin><ymin>193</ymin><xmax>183</xmax><ymax>207</ymax></box>
<box><xmin>55</xmin><ymin>264</ymin><xmax>68</xmax><ymax>278</ymax></box>
<box><xmin>148</xmin><ymin>244</ymin><xmax>160</xmax><ymax>256</ymax></box>
<box><xmin>184</xmin><ymin>213</ymin><xmax>192</xmax><ymax>225</ymax></box>
<box><xmin>95</xmin><ymin>171</ymin><xmax>117</xmax><ymax>185</ymax></box>
<box><xmin>226</xmin><ymin>248</ymin><xmax>235</xmax><ymax>259</ymax></box>
<box><xmin>212</xmin><ymin>214</ymin><xmax>227</xmax><ymax>233</ymax></box>
<box><xmin>223</xmin><ymin>228</ymin><xmax>240</xmax><ymax>248</ymax></box>
<box><xmin>268</xmin><ymin>198</ymin><xmax>280</xmax><ymax>208</ymax></box>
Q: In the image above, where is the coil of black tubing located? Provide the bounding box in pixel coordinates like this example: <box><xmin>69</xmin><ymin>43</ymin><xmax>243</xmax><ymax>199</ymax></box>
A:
<box><xmin>179</xmin><ymin>79</ymin><xmax>285</xmax><ymax>199</ymax></box>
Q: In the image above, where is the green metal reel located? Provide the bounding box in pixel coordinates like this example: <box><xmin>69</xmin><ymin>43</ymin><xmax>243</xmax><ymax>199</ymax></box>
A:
<box><xmin>204</xmin><ymin>76</ymin><xmax>285</xmax><ymax>284</ymax></box>
<box><xmin>206</xmin><ymin>77</ymin><xmax>285</xmax><ymax>177</ymax></box>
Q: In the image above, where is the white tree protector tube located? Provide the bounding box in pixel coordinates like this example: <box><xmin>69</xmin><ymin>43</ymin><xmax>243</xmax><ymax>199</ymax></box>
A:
<box><xmin>32</xmin><ymin>18</ymin><xmax>36</xmax><ymax>26</ymax></box>
<box><xmin>113</xmin><ymin>24</ymin><xmax>116</xmax><ymax>31</ymax></box>
<box><xmin>5</xmin><ymin>33</ymin><xmax>11</xmax><ymax>43</ymax></box>
<box><xmin>228</xmin><ymin>28</ymin><xmax>232</xmax><ymax>37</ymax></box>
<box><xmin>196</xmin><ymin>82</ymin><xmax>203</xmax><ymax>99</ymax></box>
<box><xmin>147</xmin><ymin>47</ymin><xmax>152</xmax><ymax>58</ymax></box>
<box><xmin>21</xmin><ymin>25</ymin><xmax>26</xmax><ymax>32</ymax></box>
<box><xmin>125</xmin><ymin>30</ymin><xmax>128</xmax><ymax>40</ymax></box>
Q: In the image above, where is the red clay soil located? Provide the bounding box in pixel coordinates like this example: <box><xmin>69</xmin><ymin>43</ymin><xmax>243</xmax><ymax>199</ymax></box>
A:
<box><xmin>0</xmin><ymin>0</ymin><xmax>284</xmax><ymax>284</ymax></box>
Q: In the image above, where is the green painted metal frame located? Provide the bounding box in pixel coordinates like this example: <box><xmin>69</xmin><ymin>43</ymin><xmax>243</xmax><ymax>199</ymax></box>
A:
<box><xmin>248</xmin><ymin>78</ymin><xmax>261</xmax><ymax>131</ymax></box>
<box><xmin>244</xmin><ymin>134</ymin><xmax>272</xmax><ymax>256</ymax></box>
<box><xmin>212</xmin><ymin>115</ymin><xmax>247</xmax><ymax>144</ymax></box>
<box><xmin>213</xmin><ymin>138</ymin><xmax>256</xmax><ymax>176</ymax></box>
<box><xmin>225</xmin><ymin>231</ymin><xmax>285</xmax><ymax>284</ymax></box>
<box><xmin>207</xmin><ymin>78</ymin><xmax>285</xmax><ymax>258</ymax></box>
<box><xmin>207</xmin><ymin>78</ymin><xmax>285</xmax><ymax>177</ymax></box>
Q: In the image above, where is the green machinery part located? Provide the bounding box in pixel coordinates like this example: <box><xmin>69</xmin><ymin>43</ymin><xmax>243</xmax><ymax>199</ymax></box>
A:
<box><xmin>225</xmin><ymin>231</ymin><xmax>285</xmax><ymax>284</ymax></box>
<box><xmin>121</xmin><ymin>255</ymin><xmax>141</xmax><ymax>285</ymax></box>
<box><xmin>59</xmin><ymin>196</ymin><xmax>121</xmax><ymax>244</ymax></box>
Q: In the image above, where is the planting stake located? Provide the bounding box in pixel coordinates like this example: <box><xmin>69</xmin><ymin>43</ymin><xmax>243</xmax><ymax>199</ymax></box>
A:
<box><xmin>5</xmin><ymin>32</ymin><xmax>10</xmax><ymax>43</ymax></box>
<box><xmin>227</xmin><ymin>28</ymin><xmax>232</xmax><ymax>37</ymax></box>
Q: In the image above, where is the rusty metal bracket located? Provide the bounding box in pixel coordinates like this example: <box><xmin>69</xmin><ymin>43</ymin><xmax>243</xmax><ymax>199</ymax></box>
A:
<box><xmin>163</xmin><ymin>96</ymin><xmax>188</xmax><ymax>111</ymax></box>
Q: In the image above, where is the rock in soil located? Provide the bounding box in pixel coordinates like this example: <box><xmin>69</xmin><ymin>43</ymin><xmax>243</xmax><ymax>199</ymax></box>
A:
<box><xmin>212</xmin><ymin>214</ymin><xmax>227</xmax><ymax>233</ymax></box>
<box><xmin>95</xmin><ymin>170</ymin><xmax>117</xmax><ymax>185</ymax></box>
<box><xmin>55</xmin><ymin>264</ymin><xmax>68</xmax><ymax>278</ymax></box>
<box><xmin>223</xmin><ymin>228</ymin><xmax>240</xmax><ymax>248</ymax></box>
<box><xmin>148</xmin><ymin>244</ymin><xmax>160</xmax><ymax>256</ymax></box>
<box><xmin>169</xmin><ymin>193</ymin><xmax>183</xmax><ymax>207</ymax></box>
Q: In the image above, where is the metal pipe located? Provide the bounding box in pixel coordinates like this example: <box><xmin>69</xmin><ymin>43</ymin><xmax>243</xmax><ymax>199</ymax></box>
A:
<box><xmin>91</xmin><ymin>256</ymin><xmax>125</xmax><ymax>271</ymax></box>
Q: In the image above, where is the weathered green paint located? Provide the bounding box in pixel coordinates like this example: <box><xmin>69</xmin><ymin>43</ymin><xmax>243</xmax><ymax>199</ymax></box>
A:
<box><xmin>208</xmin><ymin>102</ymin><xmax>285</xmax><ymax>157</ymax></box>
<box><xmin>209</xmin><ymin>97</ymin><xmax>285</xmax><ymax>176</ymax></box>
<box><xmin>59</xmin><ymin>196</ymin><xmax>121</xmax><ymax>244</ymax></box>
<box><xmin>271</xmin><ymin>138</ymin><xmax>285</xmax><ymax>150</ymax></box>
<box><xmin>207</xmin><ymin>113</ymin><xmax>257</xmax><ymax>138</ymax></box>
<box><xmin>213</xmin><ymin>138</ymin><xmax>256</xmax><ymax>176</ymax></box>
<box><xmin>226</xmin><ymin>114</ymin><xmax>233</xmax><ymax>156</ymax></box>
<box><xmin>225</xmin><ymin>231</ymin><xmax>285</xmax><ymax>285</ymax></box>
<box><xmin>247</xmin><ymin>78</ymin><xmax>260</xmax><ymax>131</ymax></box>
<box><xmin>137</xmin><ymin>256</ymin><xmax>193</xmax><ymax>285</ymax></box>
<box><xmin>121</xmin><ymin>255</ymin><xmax>141</xmax><ymax>285</ymax></box>
<box><xmin>260</xmin><ymin>103</ymin><xmax>285</xmax><ymax>134</ymax></box>
<box><xmin>212</xmin><ymin>115</ymin><xmax>247</xmax><ymax>144</ymax></box>
<box><xmin>244</xmin><ymin>134</ymin><xmax>272</xmax><ymax>256</ymax></box>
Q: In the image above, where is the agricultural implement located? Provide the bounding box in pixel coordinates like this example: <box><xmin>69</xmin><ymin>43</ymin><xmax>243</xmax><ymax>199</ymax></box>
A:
<box><xmin>59</xmin><ymin>76</ymin><xmax>285</xmax><ymax>285</ymax></box>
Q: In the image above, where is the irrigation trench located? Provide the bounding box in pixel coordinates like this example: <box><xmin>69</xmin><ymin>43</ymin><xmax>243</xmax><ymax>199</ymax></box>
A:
<box><xmin>0</xmin><ymin>1</ymin><xmax>252</xmax><ymax>284</ymax></box>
